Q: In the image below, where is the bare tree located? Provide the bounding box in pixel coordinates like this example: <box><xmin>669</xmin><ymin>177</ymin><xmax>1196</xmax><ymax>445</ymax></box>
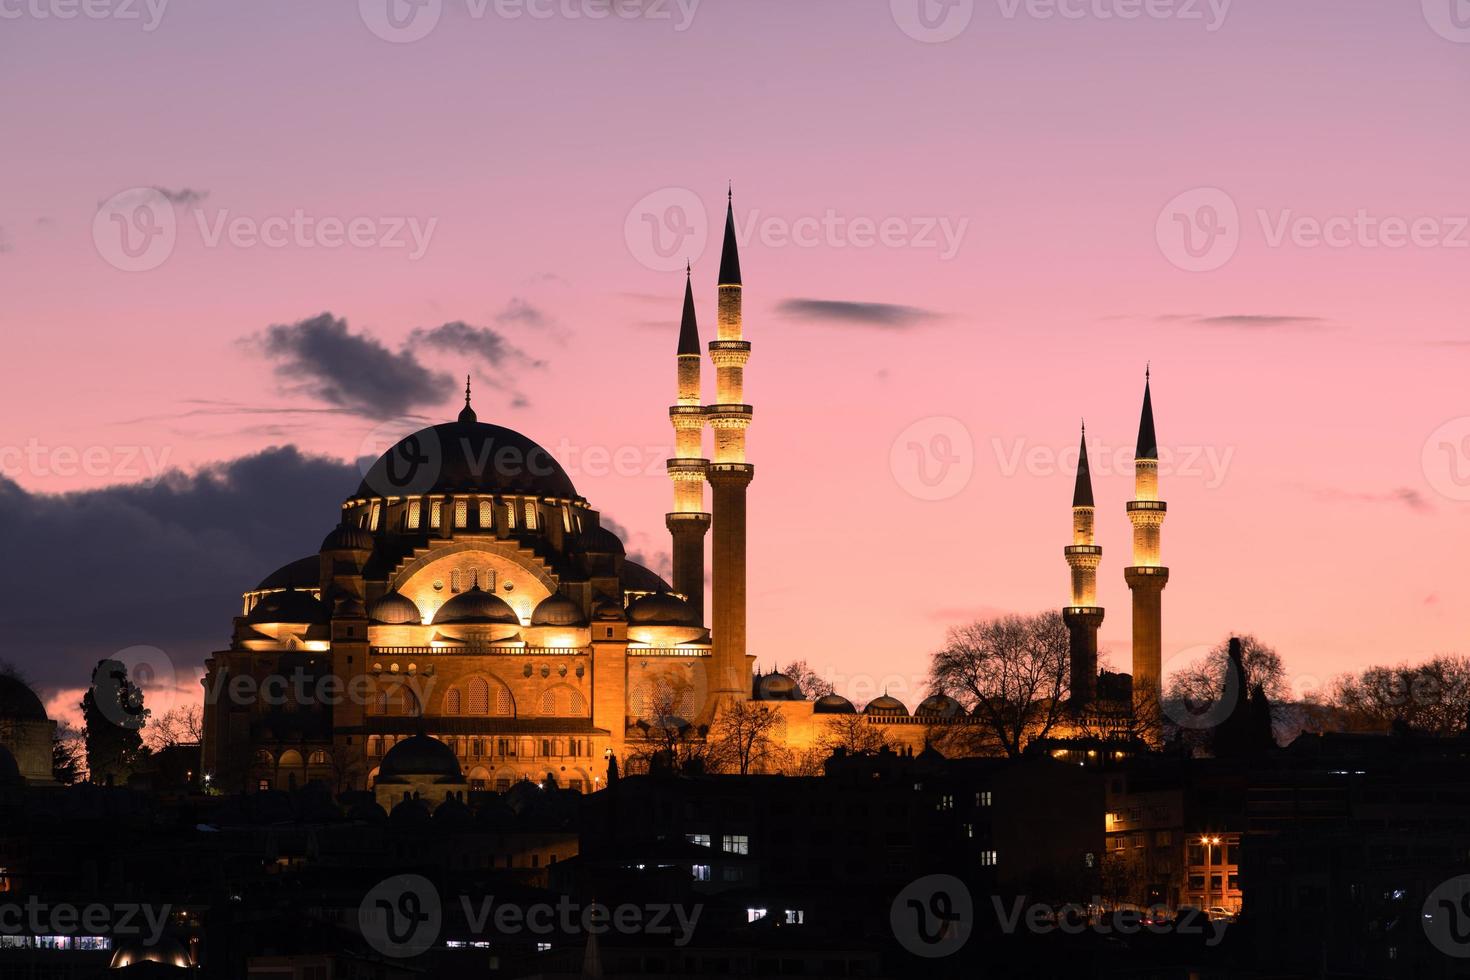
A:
<box><xmin>1323</xmin><ymin>656</ymin><xmax>1470</xmax><ymax>735</ymax></box>
<box><xmin>145</xmin><ymin>704</ymin><xmax>203</xmax><ymax>752</ymax></box>
<box><xmin>707</xmin><ymin>699</ymin><xmax>783</xmax><ymax>775</ymax></box>
<box><xmin>783</xmin><ymin>660</ymin><xmax>835</xmax><ymax>698</ymax></box>
<box><xmin>927</xmin><ymin>612</ymin><xmax>1071</xmax><ymax>758</ymax></box>
<box><xmin>1166</xmin><ymin>634</ymin><xmax>1289</xmax><ymax>711</ymax></box>
<box><xmin>633</xmin><ymin>675</ymin><xmax>709</xmax><ymax>772</ymax></box>
<box><xmin>819</xmin><ymin>713</ymin><xmax>890</xmax><ymax>755</ymax></box>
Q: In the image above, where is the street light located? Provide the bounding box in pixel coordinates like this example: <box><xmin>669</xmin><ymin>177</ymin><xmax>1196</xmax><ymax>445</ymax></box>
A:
<box><xmin>1200</xmin><ymin>836</ymin><xmax>1222</xmax><ymax>911</ymax></box>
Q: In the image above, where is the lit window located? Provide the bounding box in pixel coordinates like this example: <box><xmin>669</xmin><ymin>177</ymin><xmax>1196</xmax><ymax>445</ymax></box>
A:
<box><xmin>525</xmin><ymin>502</ymin><xmax>538</xmax><ymax>529</ymax></box>
<box><xmin>479</xmin><ymin>499</ymin><xmax>493</xmax><ymax>529</ymax></box>
<box><xmin>454</xmin><ymin>498</ymin><xmax>468</xmax><ymax>528</ymax></box>
<box><xmin>451</xmin><ymin>570</ymin><xmax>461</xmax><ymax>593</ymax></box>
<box><xmin>687</xmin><ymin>834</ymin><xmax>711</xmax><ymax>848</ymax></box>
<box><xmin>407</xmin><ymin>499</ymin><xmax>421</xmax><ymax>529</ymax></box>
<box><xmin>977</xmin><ymin>791</ymin><xmax>992</xmax><ymax>807</ymax></box>
<box><xmin>537</xmin><ymin>943</ymin><xmax>551</xmax><ymax>953</ymax></box>
<box><xmin>746</xmin><ymin>908</ymin><xmax>767</xmax><ymax>923</ymax></box>
<box><xmin>506</xmin><ymin>501</ymin><xmax>517</xmax><ymax>529</ymax></box>
<box><xmin>937</xmin><ymin>794</ymin><xmax>954</xmax><ymax>811</ymax></box>
<box><xmin>784</xmin><ymin>910</ymin><xmax>804</xmax><ymax>924</ymax></box>
<box><xmin>980</xmin><ymin>850</ymin><xmax>998</xmax><ymax>866</ymax></box>
<box><xmin>563</xmin><ymin>508</ymin><xmax>572</xmax><ymax>532</ymax></box>
<box><xmin>692</xmin><ymin>864</ymin><xmax>711</xmax><ymax>881</ymax></box>
<box><xmin>369</xmin><ymin>502</ymin><xmax>381</xmax><ymax>531</ymax></box>
<box><xmin>468</xmin><ymin>678</ymin><xmax>490</xmax><ymax>714</ymax></box>
<box><xmin>724</xmin><ymin>835</ymin><xmax>749</xmax><ymax>855</ymax></box>
<box><xmin>445</xmin><ymin>689</ymin><xmax>462</xmax><ymax>715</ymax></box>
<box><xmin>430</xmin><ymin>499</ymin><xmax>443</xmax><ymax>528</ymax></box>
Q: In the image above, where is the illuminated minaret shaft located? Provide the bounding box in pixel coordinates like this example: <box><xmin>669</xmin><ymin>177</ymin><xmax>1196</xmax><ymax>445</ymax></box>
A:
<box><xmin>1125</xmin><ymin>369</ymin><xmax>1168</xmax><ymax>738</ymax></box>
<box><xmin>1063</xmin><ymin>424</ymin><xmax>1103</xmax><ymax>706</ymax></box>
<box><xmin>667</xmin><ymin>264</ymin><xmax>710</xmax><ymax>620</ymax></box>
<box><xmin>707</xmin><ymin>189</ymin><xmax>754</xmax><ymax>701</ymax></box>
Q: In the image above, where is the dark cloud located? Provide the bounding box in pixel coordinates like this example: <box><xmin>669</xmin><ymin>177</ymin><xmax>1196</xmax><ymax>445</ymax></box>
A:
<box><xmin>0</xmin><ymin>447</ymin><xmax>360</xmax><ymax>698</ymax></box>
<box><xmin>494</xmin><ymin>298</ymin><xmax>550</xmax><ymax>329</ymax></box>
<box><xmin>599</xmin><ymin>517</ymin><xmax>672</xmax><ymax>582</ymax></box>
<box><xmin>1157</xmin><ymin>314</ymin><xmax>1328</xmax><ymax>329</ymax></box>
<box><xmin>257</xmin><ymin>312</ymin><xmax>453</xmax><ymax>418</ymax></box>
<box><xmin>410</xmin><ymin>320</ymin><xmax>543</xmax><ymax>369</ymax></box>
<box><xmin>1307</xmin><ymin>486</ymin><xmax>1433</xmax><ymax>513</ymax></box>
<box><xmin>776</xmin><ymin>298</ymin><xmax>942</xmax><ymax>329</ymax></box>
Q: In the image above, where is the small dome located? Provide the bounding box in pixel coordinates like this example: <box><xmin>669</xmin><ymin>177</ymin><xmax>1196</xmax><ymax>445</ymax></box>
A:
<box><xmin>432</xmin><ymin>586</ymin><xmax>520</xmax><ymax>626</ymax></box>
<box><xmin>109</xmin><ymin>936</ymin><xmax>192</xmax><ymax>969</ymax></box>
<box><xmin>247</xmin><ymin>589</ymin><xmax>329</xmax><ymax>625</ymax></box>
<box><xmin>321</xmin><ymin>524</ymin><xmax>374</xmax><ymax>551</ymax></box>
<box><xmin>581</xmin><ymin>525</ymin><xmax>625</xmax><ymax>555</ymax></box>
<box><xmin>916</xmin><ymin>694</ymin><xmax>964</xmax><ymax>719</ymax></box>
<box><xmin>379</xmin><ymin>734</ymin><xmax>463</xmax><ymax>780</ymax></box>
<box><xmin>593</xmin><ymin>599</ymin><xmax>625</xmax><ymax>621</ymax></box>
<box><xmin>0</xmin><ymin>674</ymin><xmax>47</xmax><ymax>722</ymax></box>
<box><xmin>253</xmin><ymin>555</ymin><xmax>320</xmax><ymax>592</ymax></box>
<box><xmin>333</xmin><ymin>595</ymin><xmax>367</xmax><ymax>618</ymax></box>
<box><xmin>813</xmin><ymin>693</ymin><xmax>856</xmax><ymax>715</ymax></box>
<box><xmin>626</xmin><ymin>592</ymin><xmax>699</xmax><ymax>627</ymax></box>
<box><xmin>531</xmin><ymin>594</ymin><xmax>587</xmax><ymax>627</ymax></box>
<box><xmin>368</xmin><ymin>592</ymin><xmax>422</xmax><ymax>625</ymax></box>
<box><xmin>755</xmin><ymin>672</ymin><xmax>805</xmax><ymax>701</ymax></box>
<box><xmin>863</xmin><ymin>695</ymin><xmax>909</xmax><ymax>717</ymax></box>
<box><xmin>434</xmin><ymin>795</ymin><xmax>473</xmax><ymax>830</ymax></box>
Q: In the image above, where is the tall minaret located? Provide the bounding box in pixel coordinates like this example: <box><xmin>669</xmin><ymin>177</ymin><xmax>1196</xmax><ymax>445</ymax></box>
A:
<box><xmin>706</xmin><ymin>188</ymin><xmax>754</xmax><ymax>702</ymax></box>
<box><xmin>1124</xmin><ymin>369</ymin><xmax>1168</xmax><ymax>738</ymax></box>
<box><xmin>1063</xmin><ymin>423</ymin><xmax>1103</xmax><ymax>706</ymax></box>
<box><xmin>667</xmin><ymin>264</ymin><xmax>711</xmax><ymax>620</ymax></box>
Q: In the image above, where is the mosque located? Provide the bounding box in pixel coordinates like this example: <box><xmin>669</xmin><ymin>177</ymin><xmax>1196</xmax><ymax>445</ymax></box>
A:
<box><xmin>197</xmin><ymin>193</ymin><xmax>1171</xmax><ymax>798</ymax></box>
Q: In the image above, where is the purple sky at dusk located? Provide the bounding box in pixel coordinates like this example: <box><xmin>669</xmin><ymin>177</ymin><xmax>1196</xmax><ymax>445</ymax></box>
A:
<box><xmin>3</xmin><ymin>0</ymin><xmax>1469</xmax><ymax>719</ymax></box>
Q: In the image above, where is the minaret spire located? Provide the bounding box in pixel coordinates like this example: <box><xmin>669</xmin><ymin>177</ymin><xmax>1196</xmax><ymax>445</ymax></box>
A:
<box><xmin>458</xmin><ymin>374</ymin><xmax>477</xmax><ymax>423</ymax></box>
<box><xmin>1064</xmin><ymin>421</ymin><xmax>1103</xmax><ymax>706</ymax></box>
<box><xmin>1125</xmin><ymin>367</ymin><xmax>1168</xmax><ymax>744</ymax></box>
<box><xmin>718</xmin><ymin>186</ymin><xmax>742</xmax><ymax>287</ymax></box>
<box><xmin>667</xmin><ymin>265</ymin><xmax>711</xmax><ymax>622</ymax></box>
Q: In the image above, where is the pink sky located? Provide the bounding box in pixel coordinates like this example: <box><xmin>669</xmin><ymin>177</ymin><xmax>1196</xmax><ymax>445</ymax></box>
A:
<box><xmin>3</xmin><ymin>0</ymin><xmax>1469</xmax><ymax>712</ymax></box>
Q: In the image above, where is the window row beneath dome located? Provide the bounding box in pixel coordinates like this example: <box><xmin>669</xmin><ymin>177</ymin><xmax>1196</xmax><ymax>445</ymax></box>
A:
<box><xmin>346</xmin><ymin>496</ymin><xmax>585</xmax><ymax>538</ymax></box>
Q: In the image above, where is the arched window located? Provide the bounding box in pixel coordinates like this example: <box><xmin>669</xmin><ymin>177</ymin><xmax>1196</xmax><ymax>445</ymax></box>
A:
<box><xmin>569</xmin><ymin>689</ymin><xmax>587</xmax><ymax>715</ymax></box>
<box><xmin>368</xmin><ymin>736</ymin><xmax>383</xmax><ymax>756</ymax></box>
<box><xmin>495</xmin><ymin>685</ymin><xmax>514</xmax><ymax>716</ymax></box>
<box><xmin>468</xmin><ymin>678</ymin><xmax>490</xmax><ymax>715</ymax></box>
<box><xmin>308</xmin><ymin>750</ymin><xmax>330</xmax><ymax>766</ymax></box>
<box><xmin>445</xmin><ymin>688</ymin><xmax>462</xmax><ymax>715</ymax></box>
<box><xmin>539</xmin><ymin>689</ymin><xmax>557</xmax><ymax>715</ymax></box>
<box><xmin>254</xmin><ymin>750</ymin><xmax>275</xmax><ymax>767</ymax></box>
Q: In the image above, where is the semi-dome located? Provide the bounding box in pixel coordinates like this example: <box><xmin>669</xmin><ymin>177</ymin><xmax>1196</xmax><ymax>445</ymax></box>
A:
<box><xmin>433</xmin><ymin>586</ymin><xmax>521</xmax><ymax>625</ymax></box>
<box><xmin>0</xmin><ymin>674</ymin><xmax>48</xmax><ymax>722</ymax></box>
<box><xmin>626</xmin><ymin>592</ymin><xmax>699</xmax><ymax>627</ymax></box>
<box><xmin>379</xmin><ymin>734</ymin><xmax>463</xmax><ymax>780</ymax></box>
<box><xmin>916</xmin><ymin>694</ymin><xmax>964</xmax><ymax>719</ymax></box>
<box><xmin>581</xmin><ymin>525</ymin><xmax>625</xmax><ymax>555</ymax></box>
<box><xmin>813</xmin><ymin>693</ymin><xmax>856</xmax><ymax>714</ymax></box>
<box><xmin>619</xmin><ymin>560</ymin><xmax>671</xmax><ymax>595</ymax></box>
<box><xmin>863</xmin><ymin>694</ymin><xmax>909</xmax><ymax>717</ymax></box>
<box><xmin>755</xmin><ymin>671</ymin><xmax>804</xmax><ymax>701</ymax></box>
<box><xmin>254</xmin><ymin>555</ymin><xmax>320</xmax><ymax>592</ymax></box>
<box><xmin>531</xmin><ymin>594</ymin><xmax>587</xmax><ymax>627</ymax></box>
<box><xmin>321</xmin><ymin>524</ymin><xmax>374</xmax><ymax>551</ymax></box>
<box><xmin>367</xmin><ymin>592</ymin><xmax>422</xmax><ymax>625</ymax></box>
<box><xmin>356</xmin><ymin>419</ymin><xmax>578</xmax><ymax>500</ymax></box>
<box><xmin>593</xmin><ymin>599</ymin><xmax>625</xmax><ymax>621</ymax></box>
<box><xmin>247</xmin><ymin>589</ymin><xmax>329</xmax><ymax>625</ymax></box>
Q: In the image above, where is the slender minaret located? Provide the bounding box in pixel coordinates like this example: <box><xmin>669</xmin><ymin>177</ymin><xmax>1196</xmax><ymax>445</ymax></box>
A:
<box><xmin>1124</xmin><ymin>369</ymin><xmax>1168</xmax><ymax>739</ymax></box>
<box><xmin>667</xmin><ymin>264</ymin><xmax>711</xmax><ymax>620</ymax></box>
<box><xmin>706</xmin><ymin>188</ymin><xmax>754</xmax><ymax>702</ymax></box>
<box><xmin>1063</xmin><ymin>423</ymin><xmax>1103</xmax><ymax>706</ymax></box>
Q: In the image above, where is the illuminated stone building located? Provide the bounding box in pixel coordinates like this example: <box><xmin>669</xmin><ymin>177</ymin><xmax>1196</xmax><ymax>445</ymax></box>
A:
<box><xmin>201</xmin><ymin>192</ymin><xmax>1170</xmax><ymax>793</ymax></box>
<box><xmin>0</xmin><ymin>674</ymin><xmax>57</xmax><ymax>786</ymax></box>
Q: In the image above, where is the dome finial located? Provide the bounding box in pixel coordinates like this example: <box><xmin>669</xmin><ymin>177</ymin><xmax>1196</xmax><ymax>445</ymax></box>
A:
<box><xmin>457</xmin><ymin>374</ymin><xmax>477</xmax><ymax>423</ymax></box>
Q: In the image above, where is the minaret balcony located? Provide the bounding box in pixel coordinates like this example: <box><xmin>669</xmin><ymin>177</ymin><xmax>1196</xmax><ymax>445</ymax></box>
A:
<box><xmin>708</xmin><ymin>340</ymin><xmax>752</xmax><ymax>367</ymax></box>
<box><xmin>1064</xmin><ymin>545</ymin><xmax>1102</xmax><ymax>557</ymax></box>
<box><xmin>706</xmin><ymin>405</ymin><xmax>753</xmax><ymax>427</ymax></box>
<box><xmin>666</xmin><ymin>458</ymin><xmax>710</xmax><ymax>478</ymax></box>
<box><xmin>669</xmin><ymin>405</ymin><xmax>708</xmax><ymax>421</ymax></box>
<box><xmin>1126</xmin><ymin>500</ymin><xmax>1167</xmax><ymax>513</ymax></box>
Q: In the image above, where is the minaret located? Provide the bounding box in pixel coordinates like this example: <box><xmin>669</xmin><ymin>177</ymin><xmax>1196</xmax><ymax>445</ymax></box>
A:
<box><xmin>1124</xmin><ymin>368</ymin><xmax>1168</xmax><ymax>739</ymax></box>
<box><xmin>706</xmin><ymin>188</ymin><xmax>754</xmax><ymax>702</ymax></box>
<box><xmin>667</xmin><ymin>264</ymin><xmax>711</xmax><ymax>620</ymax></box>
<box><xmin>1063</xmin><ymin>423</ymin><xmax>1103</xmax><ymax>706</ymax></box>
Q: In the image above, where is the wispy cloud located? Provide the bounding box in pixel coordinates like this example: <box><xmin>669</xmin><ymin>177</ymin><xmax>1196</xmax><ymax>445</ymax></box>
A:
<box><xmin>1155</xmin><ymin>313</ymin><xmax>1329</xmax><ymax>330</ymax></box>
<box><xmin>153</xmin><ymin>186</ymin><xmax>209</xmax><ymax>206</ymax></box>
<box><xmin>776</xmin><ymin>298</ymin><xmax>943</xmax><ymax>329</ymax></box>
<box><xmin>1305</xmin><ymin>486</ymin><xmax>1433</xmax><ymax>513</ymax></box>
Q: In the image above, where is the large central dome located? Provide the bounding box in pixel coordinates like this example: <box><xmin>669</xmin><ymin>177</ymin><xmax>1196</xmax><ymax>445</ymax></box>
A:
<box><xmin>357</xmin><ymin>417</ymin><xmax>579</xmax><ymax>500</ymax></box>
